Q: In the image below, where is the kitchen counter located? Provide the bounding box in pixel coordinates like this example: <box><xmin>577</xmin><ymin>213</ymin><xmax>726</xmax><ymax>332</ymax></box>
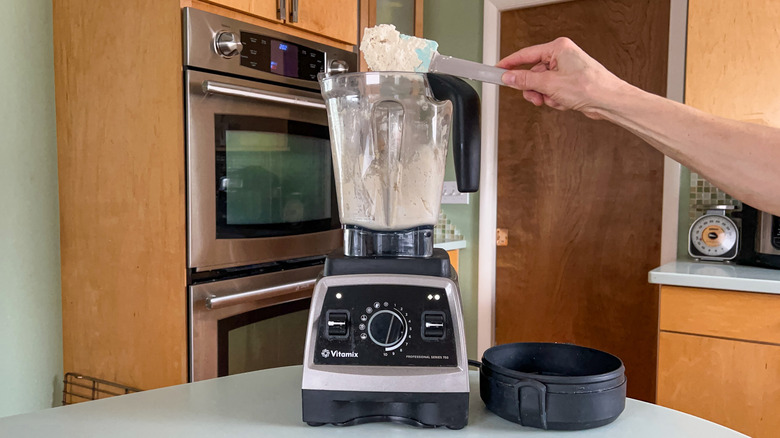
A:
<box><xmin>0</xmin><ymin>366</ymin><xmax>744</xmax><ymax>437</ymax></box>
<box><xmin>649</xmin><ymin>260</ymin><xmax>780</xmax><ymax>294</ymax></box>
<box><xmin>433</xmin><ymin>239</ymin><xmax>467</xmax><ymax>251</ymax></box>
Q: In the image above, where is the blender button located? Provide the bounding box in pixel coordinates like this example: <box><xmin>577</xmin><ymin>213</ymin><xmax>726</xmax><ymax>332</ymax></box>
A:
<box><xmin>373</xmin><ymin>302</ymin><xmax>380</xmax><ymax>309</ymax></box>
<box><xmin>360</xmin><ymin>314</ymin><xmax>368</xmax><ymax>322</ymax></box>
<box><xmin>359</xmin><ymin>323</ymin><xmax>366</xmax><ymax>331</ymax></box>
<box><xmin>366</xmin><ymin>307</ymin><xmax>373</xmax><ymax>314</ymax></box>
<box><xmin>360</xmin><ymin>333</ymin><xmax>368</xmax><ymax>340</ymax></box>
<box><xmin>383</xmin><ymin>302</ymin><xmax>389</xmax><ymax>307</ymax></box>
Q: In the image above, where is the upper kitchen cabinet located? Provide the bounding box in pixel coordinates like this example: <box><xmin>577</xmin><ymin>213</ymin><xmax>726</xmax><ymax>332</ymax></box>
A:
<box><xmin>286</xmin><ymin>0</ymin><xmax>358</xmax><ymax>45</ymax></box>
<box><xmin>199</xmin><ymin>0</ymin><xmax>358</xmax><ymax>45</ymax></box>
<box><xmin>201</xmin><ymin>0</ymin><xmax>282</xmax><ymax>22</ymax></box>
<box><xmin>686</xmin><ymin>0</ymin><xmax>780</xmax><ymax>127</ymax></box>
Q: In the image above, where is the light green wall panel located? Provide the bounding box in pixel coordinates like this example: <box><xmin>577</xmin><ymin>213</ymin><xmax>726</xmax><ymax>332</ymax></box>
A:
<box><xmin>0</xmin><ymin>0</ymin><xmax>63</xmax><ymax>417</ymax></box>
<box><xmin>423</xmin><ymin>0</ymin><xmax>484</xmax><ymax>359</ymax></box>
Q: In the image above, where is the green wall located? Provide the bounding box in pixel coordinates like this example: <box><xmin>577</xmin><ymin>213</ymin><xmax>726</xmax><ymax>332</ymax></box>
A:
<box><xmin>0</xmin><ymin>0</ymin><xmax>63</xmax><ymax>417</ymax></box>
<box><xmin>423</xmin><ymin>0</ymin><xmax>484</xmax><ymax>359</ymax></box>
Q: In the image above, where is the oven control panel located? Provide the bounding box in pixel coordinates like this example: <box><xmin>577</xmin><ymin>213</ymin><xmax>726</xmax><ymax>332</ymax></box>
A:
<box><xmin>239</xmin><ymin>31</ymin><xmax>324</xmax><ymax>81</ymax></box>
<box><xmin>313</xmin><ymin>284</ymin><xmax>458</xmax><ymax>367</ymax></box>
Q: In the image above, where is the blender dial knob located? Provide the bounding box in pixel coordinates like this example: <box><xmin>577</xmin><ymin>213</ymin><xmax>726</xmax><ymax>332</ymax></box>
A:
<box><xmin>367</xmin><ymin>310</ymin><xmax>407</xmax><ymax>348</ymax></box>
<box><xmin>215</xmin><ymin>31</ymin><xmax>243</xmax><ymax>58</ymax></box>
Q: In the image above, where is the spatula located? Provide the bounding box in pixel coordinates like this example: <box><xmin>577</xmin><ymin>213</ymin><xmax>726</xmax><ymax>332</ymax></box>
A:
<box><xmin>408</xmin><ymin>35</ymin><xmax>507</xmax><ymax>85</ymax></box>
<box><xmin>419</xmin><ymin>51</ymin><xmax>508</xmax><ymax>85</ymax></box>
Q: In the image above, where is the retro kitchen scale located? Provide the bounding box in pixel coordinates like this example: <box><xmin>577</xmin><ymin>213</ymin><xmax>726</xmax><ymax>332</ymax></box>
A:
<box><xmin>301</xmin><ymin>71</ymin><xmax>480</xmax><ymax>429</ymax></box>
<box><xmin>688</xmin><ymin>206</ymin><xmax>739</xmax><ymax>261</ymax></box>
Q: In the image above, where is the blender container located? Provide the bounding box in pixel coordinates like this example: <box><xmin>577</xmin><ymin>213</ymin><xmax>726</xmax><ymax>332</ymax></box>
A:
<box><xmin>319</xmin><ymin>72</ymin><xmax>480</xmax><ymax>257</ymax></box>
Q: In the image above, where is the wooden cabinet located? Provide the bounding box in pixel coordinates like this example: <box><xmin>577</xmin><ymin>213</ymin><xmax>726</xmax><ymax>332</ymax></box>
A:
<box><xmin>201</xmin><ymin>0</ymin><xmax>358</xmax><ymax>44</ymax></box>
<box><xmin>201</xmin><ymin>0</ymin><xmax>282</xmax><ymax>22</ymax></box>
<box><xmin>286</xmin><ymin>0</ymin><xmax>358</xmax><ymax>45</ymax></box>
<box><xmin>686</xmin><ymin>0</ymin><xmax>780</xmax><ymax>127</ymax></box>
<box><xmin>657</xmin><ymin>286</ymin><xmax>780</xmax><ymax>437</ymax></box>
<box><xmin>54</xmin><ymin>0</ymin><xmax>357</xmax><ymax>396</ymax></box>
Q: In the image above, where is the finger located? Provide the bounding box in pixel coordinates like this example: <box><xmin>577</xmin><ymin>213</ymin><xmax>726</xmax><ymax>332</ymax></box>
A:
<box><xmin>496</xmin><ymin>40</ymin><xmax>559</xmax><ymax>69</ymax></box>
<box><xmin>544</xmin><ymin>95</ymin><xmax>566</xmax><ymax>110</ymax></box>
<box><xmin>502</xmin><ymin>69</ymin><xmax>549</xmax><ymax>93</ymax></box>
<box><xmin>523</xmin><ymin>90</ymin><xmax>544</xmax><ymax>106</ymax></box>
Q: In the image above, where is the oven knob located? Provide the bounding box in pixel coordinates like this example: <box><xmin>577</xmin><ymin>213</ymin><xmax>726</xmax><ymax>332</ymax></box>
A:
<box><xmin>215</xmin><ymin>31</ymin><xmax>243</xmax><ymax>58</ymax></box>
<box><xmin>367</xmin><ymin>309</ymin><xmax>407</xmax><ymax>349</ymax></box>
<box><xmin>328</xmin><ymin>59</ymin><xmax>350</xmax><ymax>75</ymax></box>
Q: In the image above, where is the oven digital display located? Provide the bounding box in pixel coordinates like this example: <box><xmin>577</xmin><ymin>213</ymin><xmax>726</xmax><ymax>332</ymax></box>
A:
<box><xmin>240</xmin><ymin>32</ymin><xmax>324</xmax><ymax>81</ymax></box>
<box><xmin>270</xmin><ymin>39</ymin><xmax>298</xmax><ymax>77</ymax></box>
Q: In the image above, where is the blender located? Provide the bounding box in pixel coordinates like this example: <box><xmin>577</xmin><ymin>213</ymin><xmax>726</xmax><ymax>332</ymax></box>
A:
<box><xmin>301</xmin><ymin>71</ymin><xmax>480</xmax><ymax>429</ymax></box>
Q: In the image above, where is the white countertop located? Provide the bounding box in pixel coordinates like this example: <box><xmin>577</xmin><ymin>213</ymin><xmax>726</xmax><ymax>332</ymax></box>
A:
<box><xmin>0</xmin><ymin>366</ymin><xmax>744</xmax><ymax>437</ymax></box>
<box><xmin>649</xmin><ymin>260</ymin><xmax>780</xmax><ymax>294</ymax></box>
<box><xmin>433</xmin><ymin>239</ymin><xmax>467</xmax><ymax>251</ymax></box>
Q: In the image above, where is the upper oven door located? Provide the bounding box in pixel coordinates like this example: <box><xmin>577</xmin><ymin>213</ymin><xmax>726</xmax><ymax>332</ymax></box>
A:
<box><xmin>187</xmin><ymin>69</ymin><xmax>341</xmax><ymax>271</ymax></box>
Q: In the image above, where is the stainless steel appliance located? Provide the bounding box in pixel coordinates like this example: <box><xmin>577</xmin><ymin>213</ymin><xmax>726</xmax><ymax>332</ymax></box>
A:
<box><xmin>184</xmin><ymin>7</ymin><xmax>357</xmax><ymax>272</ymax></box>
<box><xmin>183</xmin><ymin>7</ymin><xmax>358</xmax><ymax>382</ymax></box>
<box><xmin>301</xmin><ymin>72</ymin><xmax>481</xmax><ymax>429</ymax></box>
<box><xmin>736</xmin><ymin>204</ymin><xmax>780</xmax><ymax>269</ymax></box>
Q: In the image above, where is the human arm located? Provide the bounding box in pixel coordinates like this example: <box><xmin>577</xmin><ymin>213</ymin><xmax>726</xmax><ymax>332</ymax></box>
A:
<box><xmin>498</xmin><ymin>38</ymin><xmax>780</xmax><ymax>216</ymax></box>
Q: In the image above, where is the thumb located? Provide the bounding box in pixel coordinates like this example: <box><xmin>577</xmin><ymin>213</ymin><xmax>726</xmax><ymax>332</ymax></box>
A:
<box><xmin>502</xmin><ymin>69</ymin><xmax>547</xmax><ymax>93</ymax></box>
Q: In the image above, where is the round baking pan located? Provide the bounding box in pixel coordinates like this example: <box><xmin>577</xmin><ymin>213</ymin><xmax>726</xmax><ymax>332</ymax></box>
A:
<box><xmin>477</xmin><ymin>342</ymin><xmax>626</xmax><ymax>430</ymax></box>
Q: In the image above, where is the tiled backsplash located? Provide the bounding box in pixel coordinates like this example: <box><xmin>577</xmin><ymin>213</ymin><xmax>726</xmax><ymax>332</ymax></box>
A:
<box><xmin>687</xmin><ymin>172</ymin><xmax>741</xmax><ymax>224</ymax></box>
<box><xmin>434</xmin><ymin>211</ymin><xmax>463</xmax><ymax>243</ymax></box>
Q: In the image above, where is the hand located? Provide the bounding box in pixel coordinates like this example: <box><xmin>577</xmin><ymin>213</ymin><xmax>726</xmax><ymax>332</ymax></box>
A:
<box><xmin>497</xmin><ymin>38</ymin><xmax>628</xmax><ymax>120</ymax></box>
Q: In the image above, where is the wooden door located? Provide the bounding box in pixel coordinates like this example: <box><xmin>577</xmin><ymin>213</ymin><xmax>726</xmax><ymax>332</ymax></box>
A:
<box><xmin>288</xmin><ymin>0</ymin><xmax>359</xmax><ymax>45</ymax></box>
<box><xmin>201</xmin><ymin>0</ymin><xmax>283</xmax><ymax>22</ymax></box>
<box><xmin>495</xmin><ymin>0</ymin><xmax>669</xmax><ymax>402</ymax></box>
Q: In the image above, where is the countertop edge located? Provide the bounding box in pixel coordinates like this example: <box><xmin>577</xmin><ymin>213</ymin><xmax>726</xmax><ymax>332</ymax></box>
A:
<box><xmin>648</xmin><ymin>261</ymin><xmax>780</xmax><ymax>295</ymax></box>
<box><xmin>434</xmin><ymin>239</ymin><xmax>467</xmax><ymax>251</ymax></box>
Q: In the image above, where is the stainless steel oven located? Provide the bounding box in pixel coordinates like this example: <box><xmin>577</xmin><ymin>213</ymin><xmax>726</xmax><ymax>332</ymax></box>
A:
<box><xmin>183</xmin><ymin>7</ymin><xmax>357</xmax><ymax>381</ymax></box>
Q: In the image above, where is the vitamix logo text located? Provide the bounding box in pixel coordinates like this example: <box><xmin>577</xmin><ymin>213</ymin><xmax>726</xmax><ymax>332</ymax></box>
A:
<box><xmin>321</xmin><ymin>349</ymin><xmax>358</xmax><ymax>359</ymax></box>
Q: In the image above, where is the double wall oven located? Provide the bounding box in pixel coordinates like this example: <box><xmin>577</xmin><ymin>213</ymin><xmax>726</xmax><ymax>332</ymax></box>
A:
<box><xmin>184</xmin><ymin>8</ymin><xmax>357</xmax><ymax>381</ymax></box>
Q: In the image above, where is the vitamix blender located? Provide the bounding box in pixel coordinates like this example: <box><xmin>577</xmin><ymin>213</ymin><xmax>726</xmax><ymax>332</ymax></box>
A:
<box><xmin>301</xmin><ymin>72</ymin><xmax>480</xmax><ymax>429</ymax></box>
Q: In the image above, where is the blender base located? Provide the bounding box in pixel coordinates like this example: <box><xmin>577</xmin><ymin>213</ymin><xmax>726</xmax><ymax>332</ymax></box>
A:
<box><xmin>302</xmin><ymin>389</ymin><xmax>469</xmax><ymax>429</ymax></box>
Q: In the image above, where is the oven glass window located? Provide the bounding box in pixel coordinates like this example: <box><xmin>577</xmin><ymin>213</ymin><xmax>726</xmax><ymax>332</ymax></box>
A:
<box><xmin>215</xmin><ymin>115</ymin><xmax>338</xmax><ymax>238</ymax></box>
<box><xmin>218</xmin><ymin>299</ymin><xmax>310</xmax><ymax>376</ymax></box>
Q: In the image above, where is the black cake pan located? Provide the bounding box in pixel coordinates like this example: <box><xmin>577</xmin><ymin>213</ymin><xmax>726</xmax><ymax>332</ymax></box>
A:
<box><xmin>479</xmin><ymin>342</ymin><xmax>626</xmax><ymax>430</ymax></box>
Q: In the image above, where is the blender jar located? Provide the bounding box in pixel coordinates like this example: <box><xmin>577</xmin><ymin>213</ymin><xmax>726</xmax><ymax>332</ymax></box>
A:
<box><xmin>320</xmin><ymin>72</ymin><xmax>451</xmax><ymax>256</ymax></box>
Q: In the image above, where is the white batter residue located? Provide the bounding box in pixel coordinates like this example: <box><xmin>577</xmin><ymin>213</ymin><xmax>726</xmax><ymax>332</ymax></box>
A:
<box><xmin>359</xmin><ymin>24</ymin><xmax>438</xmax><ymax>72</ymax></box>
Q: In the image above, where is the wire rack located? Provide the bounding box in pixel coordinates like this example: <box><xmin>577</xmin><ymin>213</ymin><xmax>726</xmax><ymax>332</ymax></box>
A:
<box><xmin>62</xmin><ymin>372</ymin><xmax>142</xmax><ymax>405</ymax></box>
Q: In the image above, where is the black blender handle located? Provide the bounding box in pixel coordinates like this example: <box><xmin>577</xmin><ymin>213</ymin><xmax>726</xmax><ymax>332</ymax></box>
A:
<box><xmin>427</xmin><ymin>73</ymin><xmax>481</xmax><ymax>193</ymax></box>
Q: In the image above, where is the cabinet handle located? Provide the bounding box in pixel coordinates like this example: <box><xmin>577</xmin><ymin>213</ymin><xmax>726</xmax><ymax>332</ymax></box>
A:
<box><xmin>205</xmin><ymin>278</ymin><xmax>317</xmax><ymax>310</ymax></box>
<box><xmin>290</xmin><ymin>0</ymin><xmax>299</xmax><ymax>22</ymax></box>
<box><xmin>202</xmin><ymin>80</ymin><xmax>326</xmax><ymax>109</ymax></box>
<box><xmin>277</xmin><ymin>0</ymin><xmax>286</xmax><ymax>21</ymax></box>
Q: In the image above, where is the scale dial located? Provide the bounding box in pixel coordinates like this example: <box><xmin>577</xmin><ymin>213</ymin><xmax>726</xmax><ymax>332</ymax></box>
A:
<box><xmin>689</xmin><ymin>213</ymin><xmax>738</xmax><ymax>260</ymax></box>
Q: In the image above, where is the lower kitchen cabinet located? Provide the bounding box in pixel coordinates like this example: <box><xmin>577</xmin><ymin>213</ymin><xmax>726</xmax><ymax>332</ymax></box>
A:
<box><xmin>657</xmin><ymin>286</ymin><xmax>780</xmax><ymax>437</ymax></box>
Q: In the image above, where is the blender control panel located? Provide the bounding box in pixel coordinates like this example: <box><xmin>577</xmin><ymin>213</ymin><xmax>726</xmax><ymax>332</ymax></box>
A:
<box><xmin>239</xmin><ymin>31</ymin><xmax>324</xmax><ymax>81</ymax></box>
<box><xmin>313</xmin><ymin>285</ymin><xmax>458</xmax><ymax>367</ymax></box>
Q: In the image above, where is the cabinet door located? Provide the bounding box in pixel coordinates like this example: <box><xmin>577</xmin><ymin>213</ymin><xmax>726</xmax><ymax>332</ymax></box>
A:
<box><xmin>203</xmin><ymin>0</ymin><xmax>282</xmax><ymax>22</ymax></box>
<box><xmin>657</xmin><ymin>331</ymin><xmax>780</xmax><ymax>438</ymax></box>
<box><xmin>287</xmin><ymin>0</ymin><xmax>358</xmax><ymax>45</ymax></box>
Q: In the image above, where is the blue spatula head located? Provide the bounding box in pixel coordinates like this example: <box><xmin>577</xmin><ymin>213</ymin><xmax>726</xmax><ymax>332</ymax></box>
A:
<box><xmin>400</xmin><ymin>34</ymin><xmax>439</xmax><ymax>72</ymax></box>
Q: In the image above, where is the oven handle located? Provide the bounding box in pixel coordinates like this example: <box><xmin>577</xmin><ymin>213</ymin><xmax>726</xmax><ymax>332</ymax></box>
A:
<box><xmin>201</xmin><ymin>80</ymin><xmax>326</xmax><ymax>110</ymax></box>
<box><xmin>205</xmin><ymin>278</ymin><xmax>317</xmax><ymax>310</ymax></box>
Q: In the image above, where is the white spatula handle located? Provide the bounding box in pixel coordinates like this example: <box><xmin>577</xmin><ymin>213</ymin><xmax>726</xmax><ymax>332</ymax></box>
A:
<box><xmin>429</xmin><ymin>53</ymin><xmax>507</xmax><ymax>86</ymax></box>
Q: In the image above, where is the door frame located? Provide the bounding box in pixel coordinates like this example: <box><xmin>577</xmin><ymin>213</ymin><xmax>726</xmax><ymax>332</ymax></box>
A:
<box><xmin>477</xmin><ymin>0</ymin><xmax>688</xmax><ymax>356</ymax></box>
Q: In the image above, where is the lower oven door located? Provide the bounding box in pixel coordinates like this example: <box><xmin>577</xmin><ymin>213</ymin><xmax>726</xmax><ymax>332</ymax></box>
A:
<box><xmin>189</xmin><ymin>264</ymin><xmax>321</xmax><ymax>382</ymax></box>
